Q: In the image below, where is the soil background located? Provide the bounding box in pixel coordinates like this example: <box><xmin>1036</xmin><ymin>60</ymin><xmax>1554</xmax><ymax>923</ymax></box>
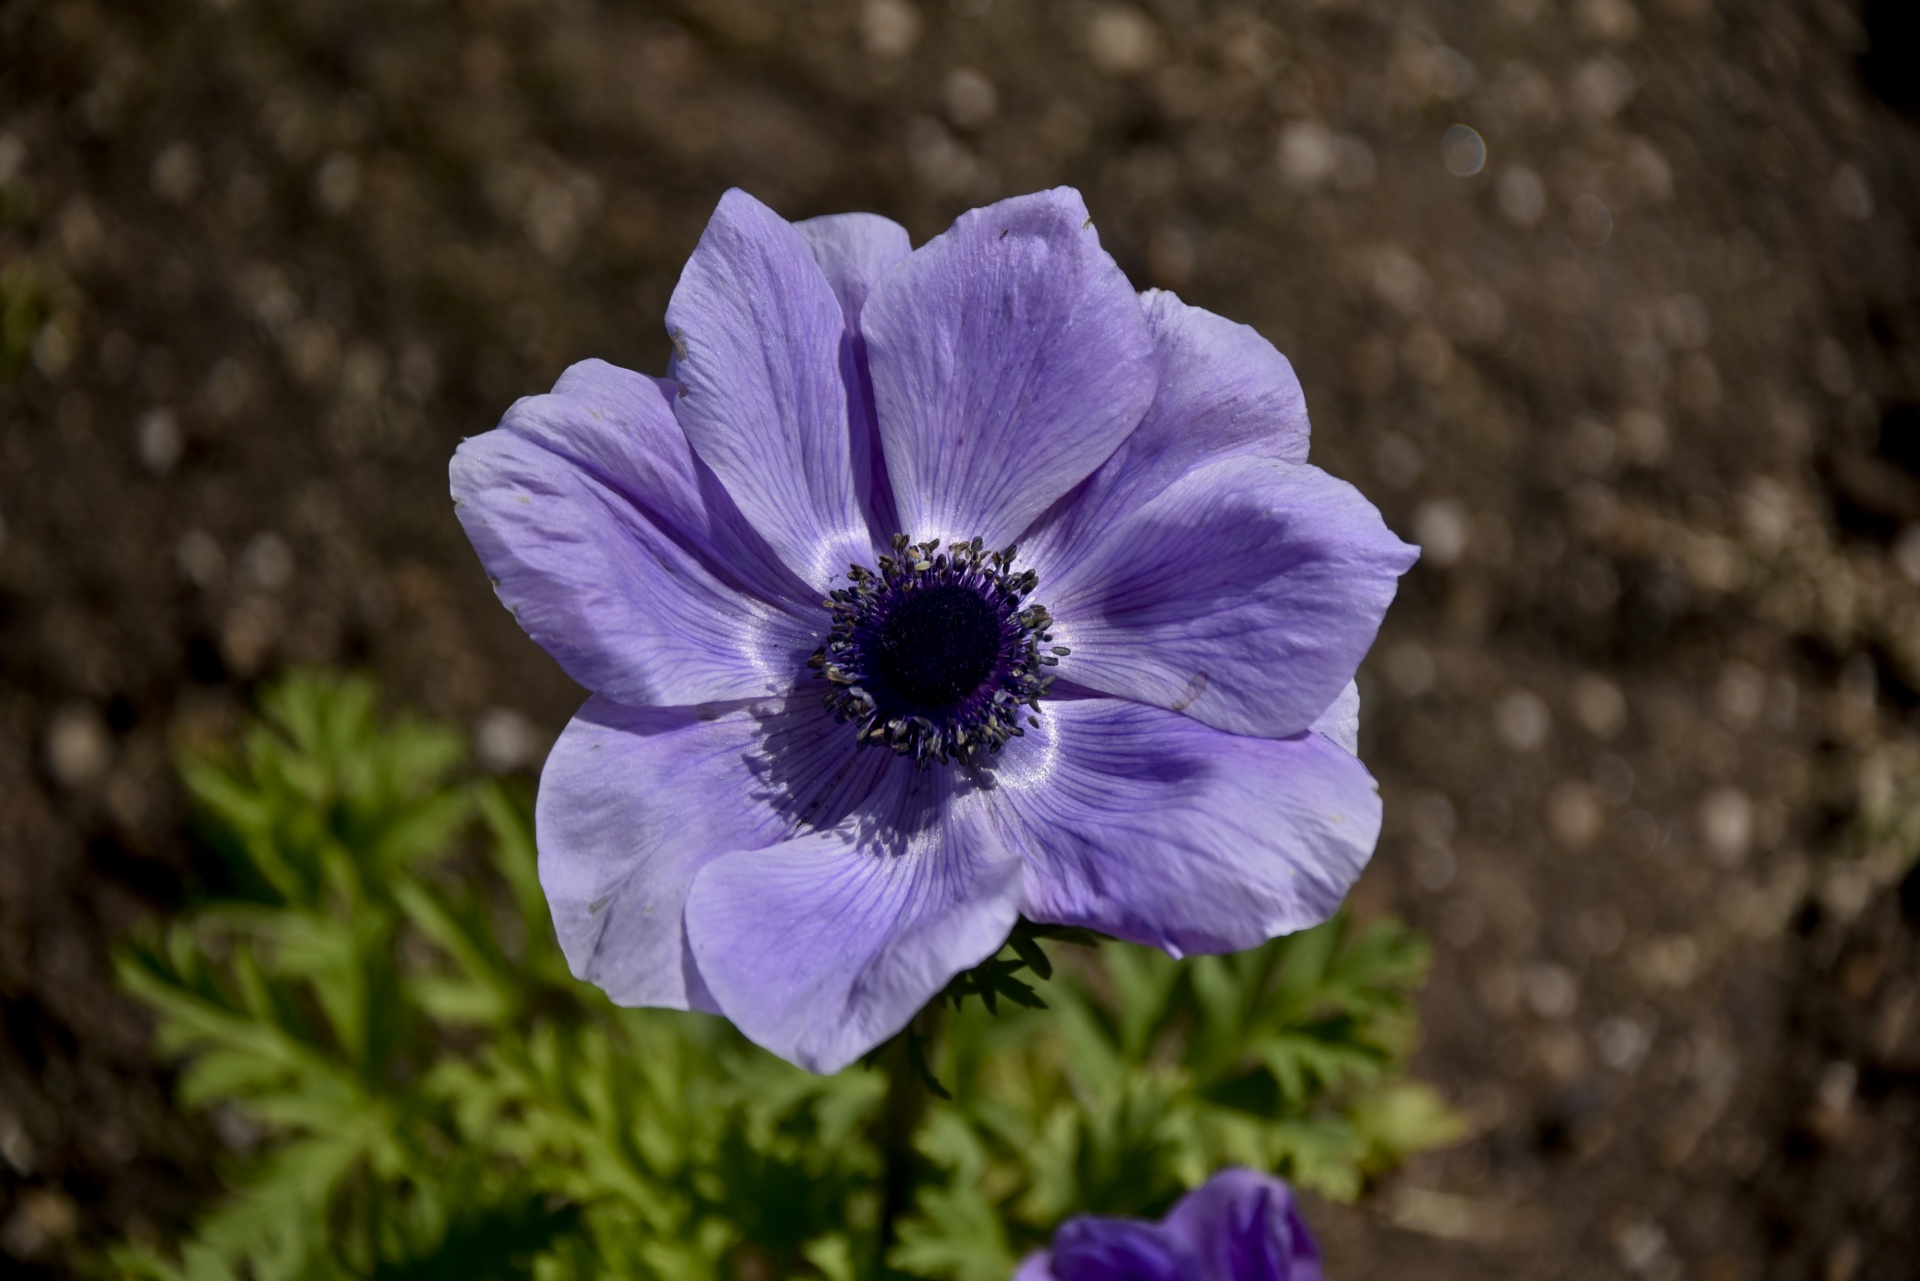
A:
<box><xmin>3</xmin><ymin>0</ymin><xmax>1920</xmax><ymax>1277</ymax></box>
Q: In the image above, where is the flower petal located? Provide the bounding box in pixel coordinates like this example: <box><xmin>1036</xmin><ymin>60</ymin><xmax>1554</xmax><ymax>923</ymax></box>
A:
<box><xmin>1160</xmin><ymin>1170</ymin><xmax>1324</xmax><ymax>1281</ymax></box>
<box><xmin>685</xmin><ymin>768</ymin><xmax>1021</xmax><ymax>1073</ymax></box>
<box><xmin>1310</xmin><ymin>681</ymin><xmax>1361</xmax><ymax>757</ymax></box>
<box><xmin>1047</xmin><ymin>1218</ymin><xmax>1194</xmax><ymax>1281</ymax></box>
<box><xmin>794</xmin><ymin>212</ymin><xmax>914</xmax><ymax>540</ymax></box>
<box><xmin>451</xmin><ymin>420</ymin><xmax>816</xmax><ymax>708</ymax></box>
<box><xmin>794</xmin><ymin>211</ymin><xmax>912</xmax><ymax>330</ymax></box>
<box><xmin>1025</xmin><ymin>289</ymin><xmax>1310</xmax><ymax>575</ymax></box>
<box><xmin>1044</xmin><ymin>458</ymin><xmax>1418</xmax><ymax>739</ymax></box>
<box><xmin>862</xmin><ymin>187</ymin><xmax>1157</xmax><ymax>548</ymax></box>
<box><xmin>666</xmin><ymin>189</ymin><xmax>876</xmax><ymax>588</ymax></box>
<box><xmin>994</xmin><ymin>698</ymin><xmax>1382</xmax><ymax>957</ymax></box>
<box><xmin>501</xmin><ymin>358</ymin><xmax>816</xmax><ymax>612</ymax></box>
<box><xmin>535</xmin><ymin>694</ymin><xmax>892</xmax><ymax>1011</ymax></box>
<box><xmin>1012</xmin><ymin>1254</ymin><xmax>1060</xmax><ymax>1281</ymax></box>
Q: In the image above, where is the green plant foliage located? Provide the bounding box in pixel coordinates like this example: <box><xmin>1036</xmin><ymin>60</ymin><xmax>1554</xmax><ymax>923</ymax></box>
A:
<box><xmin>109</xmin><ymin>671</ymin><xmax>1459</xmax><ymax>1280</ymax></box>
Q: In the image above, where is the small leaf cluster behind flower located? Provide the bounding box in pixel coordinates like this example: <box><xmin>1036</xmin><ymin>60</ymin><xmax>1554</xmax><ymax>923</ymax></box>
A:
<box><xmin>110</xmin><ymin>673</ymin><xmax>1457</xmax><ymax>1280</ymax></box>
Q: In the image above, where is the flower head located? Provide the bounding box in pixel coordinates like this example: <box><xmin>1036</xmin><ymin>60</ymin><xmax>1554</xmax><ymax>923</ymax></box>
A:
<box><xmin>1015</xmin><ymin>1169</ymin><xmax>1325</xmax><ymax>1281</ymax></box>
<box><xmin>450</xmin><ymin>187</ymin><xmax>1416</xmax><ymax>1072</ymax></box>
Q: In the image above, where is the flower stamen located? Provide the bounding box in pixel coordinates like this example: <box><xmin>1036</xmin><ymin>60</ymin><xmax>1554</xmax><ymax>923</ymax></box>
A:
<box><xmin>812</xmin><ymin>534</ymin><xmax>1057</xmax><ymax>767</ymax></box>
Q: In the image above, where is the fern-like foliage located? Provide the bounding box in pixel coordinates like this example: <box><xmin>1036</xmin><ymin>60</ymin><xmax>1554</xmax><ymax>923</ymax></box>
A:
<box><xmin>109</xmin><ymin>672</ymin><xmax>1458</xmax><ymax>1281</ymax></box>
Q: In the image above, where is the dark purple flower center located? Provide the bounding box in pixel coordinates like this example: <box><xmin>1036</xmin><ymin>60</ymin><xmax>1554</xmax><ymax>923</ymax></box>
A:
<box><xmin>811</xmin><ymin>535</ymin><xmax>1063</xmax><ymax>767</ymax></box>
<box><xmin>873</xmin><ymin>583</ymin><xmax>1002</xmax><ymax>706</ymax></box>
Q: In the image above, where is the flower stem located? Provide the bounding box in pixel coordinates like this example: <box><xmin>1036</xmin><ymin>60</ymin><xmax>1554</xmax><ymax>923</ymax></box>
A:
<box><xmin>874</xmin><ymin>1005</ymin><xmax>942</xmax><ymax>1277</ymax></box>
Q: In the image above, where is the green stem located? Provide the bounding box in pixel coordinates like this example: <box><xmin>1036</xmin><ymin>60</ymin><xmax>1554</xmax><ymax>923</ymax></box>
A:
<box><xmin>874</xmin><ymin>1006</ymin><xmax>942</xmax><ymax>1277</ymax></box>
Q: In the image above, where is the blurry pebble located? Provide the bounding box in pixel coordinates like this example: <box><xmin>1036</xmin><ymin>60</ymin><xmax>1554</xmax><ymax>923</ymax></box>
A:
<box><xmin>475</xmin><ymin>707</ymin><xmax>544</xmax><ymax>773</ymax></box>
<box><xmin>1526</xmin><ymin>963</ymin><xmax>1579</xmax><ymax>1018</ymax></box>
<box><xmin>1594</xmin><ymin>1014</ymin><xmax>1651</xmax><ymax>1071</ymax></box>
<box><xmin>1277</xmin><ymin>121</ymin><xmax>1335</xmax><ymax>188</ymax></box>
<box><xmin>1496</xmin><ymin>165</ymin><xmax>1547</xmax><ymax>226</ymax></box>
<box><xmin>0</xmin><ymin>1116</ymin><xmax>33</xmax><ymax>1175</ymax></box>
<box><xmin>45</xmin><ymin>704</ymin><xmax>111</xmax><ymax>789</ymax></box>
<box><xmin>1811</xmin><ymin>1061</ymin><xmax>1857</xmax><ymax>1140</ymax></box>
<box><xmin>1373</xmin><ymin>432</ymin><xmax>1422</xmax><ymax>490</ymax></box>
<box><xmin>150</xmin><ymin>142</ymin><xmax>199</xmax><ymax>202</ymax></box>
<box><xmin>1</xmin><ymin>1189</ymin><xmax>78</xmax><ymax>1260</ymax></box>
<box><xmin>212</xmin><ymin>1103</ymin><xmax>265</xmax><ymax>1155</ymax></box>
<box><xmin>1633</xmin><ymin>934</ymin><xmax>1699</xmax><ymax>988</ymax></box>
<box><xmin>221</xmin><ymin>596</ymin><xmax>284</xmax><ymax>676</ymax></box>
<box><xmin>1698</xmin><ymin>787</ymin><xmax>1752</xmax><ymax>866</ymax></box>
<box><xmin>1146</xmin><ymin>225</ymin><xmax>1195</xmax><ymax>287</ymax></box>
<box><xmin>1895</xmin><ymin>526</ymin><xmax>1920</xmax><ymax>585</ymax></box>
<box><xmin>0</xmin><ymin>507</ymin><xmax>8</xmax><ymax>556</ymax></box>
<box><xmin>1347</xmin><ymin>334</ymin><xmax>1396</xmax><ymax>399</ymax></box>
<box><xmin>1331</xmin><ymin>136</ymin><xmax>1377</xmax><ymax>191</ymax></box>
<box><xmin>1579</xmin><ymin>904</ymin><xmax>1627</xmax><ymax>957</ymax></box>
<box><xmin>1571</xmin><ymin>54</ymin><xmax>1635</xmax><ymax>117</ymax></box>
<box><xmin>206</xmin><ymin>357</ymin><xmax>255</xmax><ymax>419</ymax></box>
<box><xmin>1412</xmin><ymin>498</ymin><xmax>1470</xmax><ymax>567</ymax></box>
<box><xmin>241</xmin><ymin>533</ymin><xmax>294</xmax><ymax>591</ymax></box>
<box><xmin>1620</xmin><ymin>810</ymin><xmax>1662</xmax><ymax>858</ymax></box>
<box><xmin>1714</xmin><ymin>662</ymin><xmax>1765</xmax><ymax>728</ymax></box>
<box><xmin>943</xmin><ymin>67</ymin><xmax>998</xmax><ymax>130</ymax></box>
<box><xmin>315</xmin><ymin>152</ymin><xmax>361</xmax><ymax>214</ymax></box>
<box><xmin>1477</xmin><ymin>963</ymin><xmax>1523</xmax><ymax>1017</ymax></box>
<box><xmin>1614</xmin><ymin>1219</ymin><xmax>1669</xmax><ymax>1277</ymax></box>
<box><xmin>1440</xmin><ymin>898</ymin><xmax>1484</xmax><ymax>948</ymax></box>
<box><xmin>1570</xmin><ymin>194</ymin><xmax>1614</xmax><ymax>246</ymax></box>
<box><xmin>1444</xmin><ymin>283</ymin><xmax>1507</xmax><ymax>345</ymax></box>
<box><xmin>1412</xmin><ymin>843</ymin><xmax>1455</xmax><ymax>891</ymax></box>
<box><xmin>861</xmin><ymin>0</ymin><xmax>922</xmax><ymax>59</ymax></box>
<box><xmin>906</xmin><ymin>118</ymin><xmax>978</xmax><ymax>197</ymax></box>
<box><xmin>1548</xmin><ymin>780</ymin><xmax>1604</xmax><ymax>848</ymax></box>
<box><xmin>1578</xmin><ymin>0</ymin><xmax>1643</xmax><ymax>43</ymax></box>
<box><xmin>176</xmin><ymin>529</ymin><xmax>225</xmax><ymax>587</ymax></box>
<box><xmin>1368</xmin><ymin>245</ymin><xmax>1431</xmax><ymax>314</ymax></box>
<box><xmin>1593</xmin><ymin>755</ymin><xmax>1634</xmax><ymax>806</ymax></box>
<box><xmin>0</xmin><ymin>132</ymin><xmax>23</xmax><ymax>185</ymax></box>
<box><xmin>1401</xmin><ymin>323</ymin><xmax>1453</xmax><ymax>385</ymax></box>
<box><xmin>1385</xmin><ymin>641</ymin><xmax>1435</xmax><ymax>697</ymax></box>
<box><xmin>1739</xmin><ymin>478</ymin><xmax>1793</xmax><ymax>555</ymax></box>
<box><xmin>135</xmin><ymin>408</ymin><xmax>183</xmax><ymax>474</ymax></box>
<box><xmin>1441</xmin><ymin>124</ymin><xmax>1487</xmax><ymax>176</ymax></box>
<box><xmin>400</xmin><ymin>343</ymin><xmax>441</xmax><ymax>402</ymax></box>
<box><xmin>1495</xmin><ymin>690</ymin><xmax>1551</xmax><ymax>751</ymax></box>
<box><xmin>1411</xmin><ymin>790</ymin><xmax>1458</xmax><ymax>845</ymax></box>
<box><xmin>1086</xmin><ymin>6</ymin><xmax>1159</xmax><ymax>75</ymax></box>
<box><xmin>1830</xmin><ymin>164</ymin><xmax>1873</xmax><ymax>221</ymax></box>
<box><xmin>1617</xmin><ymin>408</ymin><xmax>1668</xmax><ymax>466</ymax></box>
<box><xmin>1814</xmin><ymin>338</ymin><xmax>1853</xmax><ymax>396</ymax></box>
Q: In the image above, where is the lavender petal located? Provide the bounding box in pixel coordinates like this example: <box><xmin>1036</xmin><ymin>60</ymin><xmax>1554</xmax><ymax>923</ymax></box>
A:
<box><xmin>999</xmin><ymin>698</ymin><xmax>1383</xmax><ymax>958</ymax></box>
<box><xmin>667</xmin><ymin>189</ymin><xmax>879</xmax><ymax>588</ymax></box>
<box><xmin>862</xmin><ymin>187</ymin><xmax>1156</xmax><ymax>549</ymax></box>
<box><xmin>1045</xmin><ymin>458</ymin><xmax>1417</xmax><ymax>739</ymax></box>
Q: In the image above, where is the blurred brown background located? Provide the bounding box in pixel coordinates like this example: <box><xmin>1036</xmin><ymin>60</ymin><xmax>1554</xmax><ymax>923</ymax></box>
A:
<box><xmin>3</xmin><ymin>0</ymin><xmax>1919</xmax><ymax>1276</ymax></box>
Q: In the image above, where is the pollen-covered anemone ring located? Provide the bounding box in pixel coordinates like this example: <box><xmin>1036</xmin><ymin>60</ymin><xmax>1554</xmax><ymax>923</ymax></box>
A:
<box><xmin>812</xmin><ymin>533</ymin><xmax>1064</xmax><ymax>766</ymax></box>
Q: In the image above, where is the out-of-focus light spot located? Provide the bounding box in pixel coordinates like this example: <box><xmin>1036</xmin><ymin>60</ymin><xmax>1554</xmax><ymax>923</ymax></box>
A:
<box><xmin>1412</xmin><ymin>498</ymin><xmax>1470</xmax><ymax>567</ymax></box>
<box><xmin>1496</xmin><ymin>165</ymin><xmax>1546</xmax><ymax>226</ymax></box>
<box><xmin>1086</xmin><ymin>7</ymin><xmax>1159</xmax><ymax>76</ymax></box>
<box><xmin>1831</xmin><ymin>163</ymin><xmax>1874</xmax><ymax>220</ymax></box>
<box><xmin>1570</xmin><ymin>193</ymin><xmax>1613</xmax><ymax>245</ymax></box>
<box><xmin>1441</xmin><ymin>124</ymin><xmax>1487</xmax><ymax>176</ymax></box>
<box><xmin>1494</xmin><ymin>689</ymin><xmax>1550</xmax><ymax>751</ymax></box>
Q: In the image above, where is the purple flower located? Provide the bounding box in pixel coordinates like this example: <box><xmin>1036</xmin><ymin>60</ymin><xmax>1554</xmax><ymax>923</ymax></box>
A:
<box><xmin>450</xmin><ymin>187</ymin><xmax>1416</xmax><ymax>1072</ymax></box>
<box><xmin>1014</xmin><ymin>1169</ymin><xmax>1326</xmax><ymax>1281</ymax></box>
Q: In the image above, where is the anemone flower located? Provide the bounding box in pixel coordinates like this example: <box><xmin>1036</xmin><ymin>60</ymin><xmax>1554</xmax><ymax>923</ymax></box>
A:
<box><xmin>450</xmin><ymin>186</ymin><xmax>1416</xmax><ymax>1072</ymax></box>
<box><xmin>1014</xmin><ymin>1169</ymin><xmax>1324</xmax><ymax>1281</ymax></box>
